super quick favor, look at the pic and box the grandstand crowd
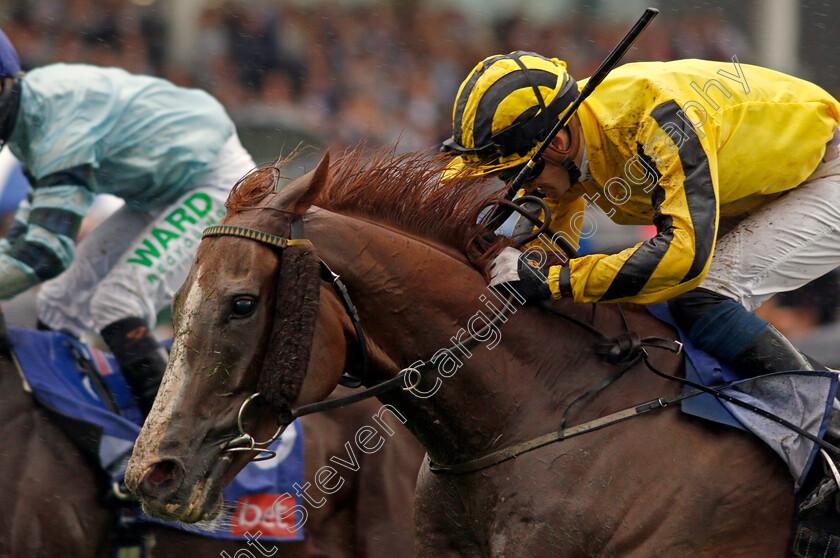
[10,0,840,357]
[3,0,753,154]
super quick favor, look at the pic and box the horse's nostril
[138,458,186,514]
[147,459,178,488]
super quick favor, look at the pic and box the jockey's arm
[0,178,94,299]
[552,106,720,304]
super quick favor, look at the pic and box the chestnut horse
[127,149,795,557]
[0,308,422,557]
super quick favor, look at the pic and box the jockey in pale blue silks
[0,29,255,414]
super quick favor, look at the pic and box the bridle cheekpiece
[201,219,379,461]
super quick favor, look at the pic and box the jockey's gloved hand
[489,246,552,302]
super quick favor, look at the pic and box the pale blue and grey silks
[648,303,837,491]
[0,63,235,298]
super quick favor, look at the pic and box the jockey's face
[523,157,574,199]
[522,121,585,199]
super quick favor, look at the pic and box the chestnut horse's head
[125,146,504,523]
[125,152,355,522]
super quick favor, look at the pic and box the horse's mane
[226,146,512,268]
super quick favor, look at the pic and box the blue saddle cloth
[9,326,305,541]
[647,304,838,491]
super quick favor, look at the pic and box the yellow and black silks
[547,59,840,304]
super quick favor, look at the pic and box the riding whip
[488,7,659,231]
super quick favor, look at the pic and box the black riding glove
[489,247,552,302]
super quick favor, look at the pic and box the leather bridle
[200,219,427,461]
[203,221,371,389]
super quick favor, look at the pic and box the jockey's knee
[667,287,768,363]
[667,288,733,331]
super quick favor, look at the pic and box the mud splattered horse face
[126,153,352,522]
[5,150,421,556]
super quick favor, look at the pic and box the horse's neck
[306,210,677,465]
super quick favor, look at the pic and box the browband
[202,225,313,249]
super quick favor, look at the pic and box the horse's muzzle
[136,457,186,509]
[133,451,234,523]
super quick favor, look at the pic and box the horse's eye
[231,296,256,318]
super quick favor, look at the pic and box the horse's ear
[272,150,330,214]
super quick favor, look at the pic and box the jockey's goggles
[497,159,546,184]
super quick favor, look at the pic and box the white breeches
[702,138,840,311]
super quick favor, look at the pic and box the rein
[428,302,840,474]
[201,218,839,472]
[428,339,840,475]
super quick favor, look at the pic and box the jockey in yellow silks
[442,51,840,443]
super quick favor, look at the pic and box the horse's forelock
[226,153,297,214]
[225,168,276,214]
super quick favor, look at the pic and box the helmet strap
[562,159,582,185]
[545,114,583,185]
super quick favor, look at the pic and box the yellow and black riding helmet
[440,51,579,184]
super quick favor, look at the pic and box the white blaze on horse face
[134,269,207,461]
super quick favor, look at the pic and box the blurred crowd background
[0,0,787,157]
[1,0,840,361]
